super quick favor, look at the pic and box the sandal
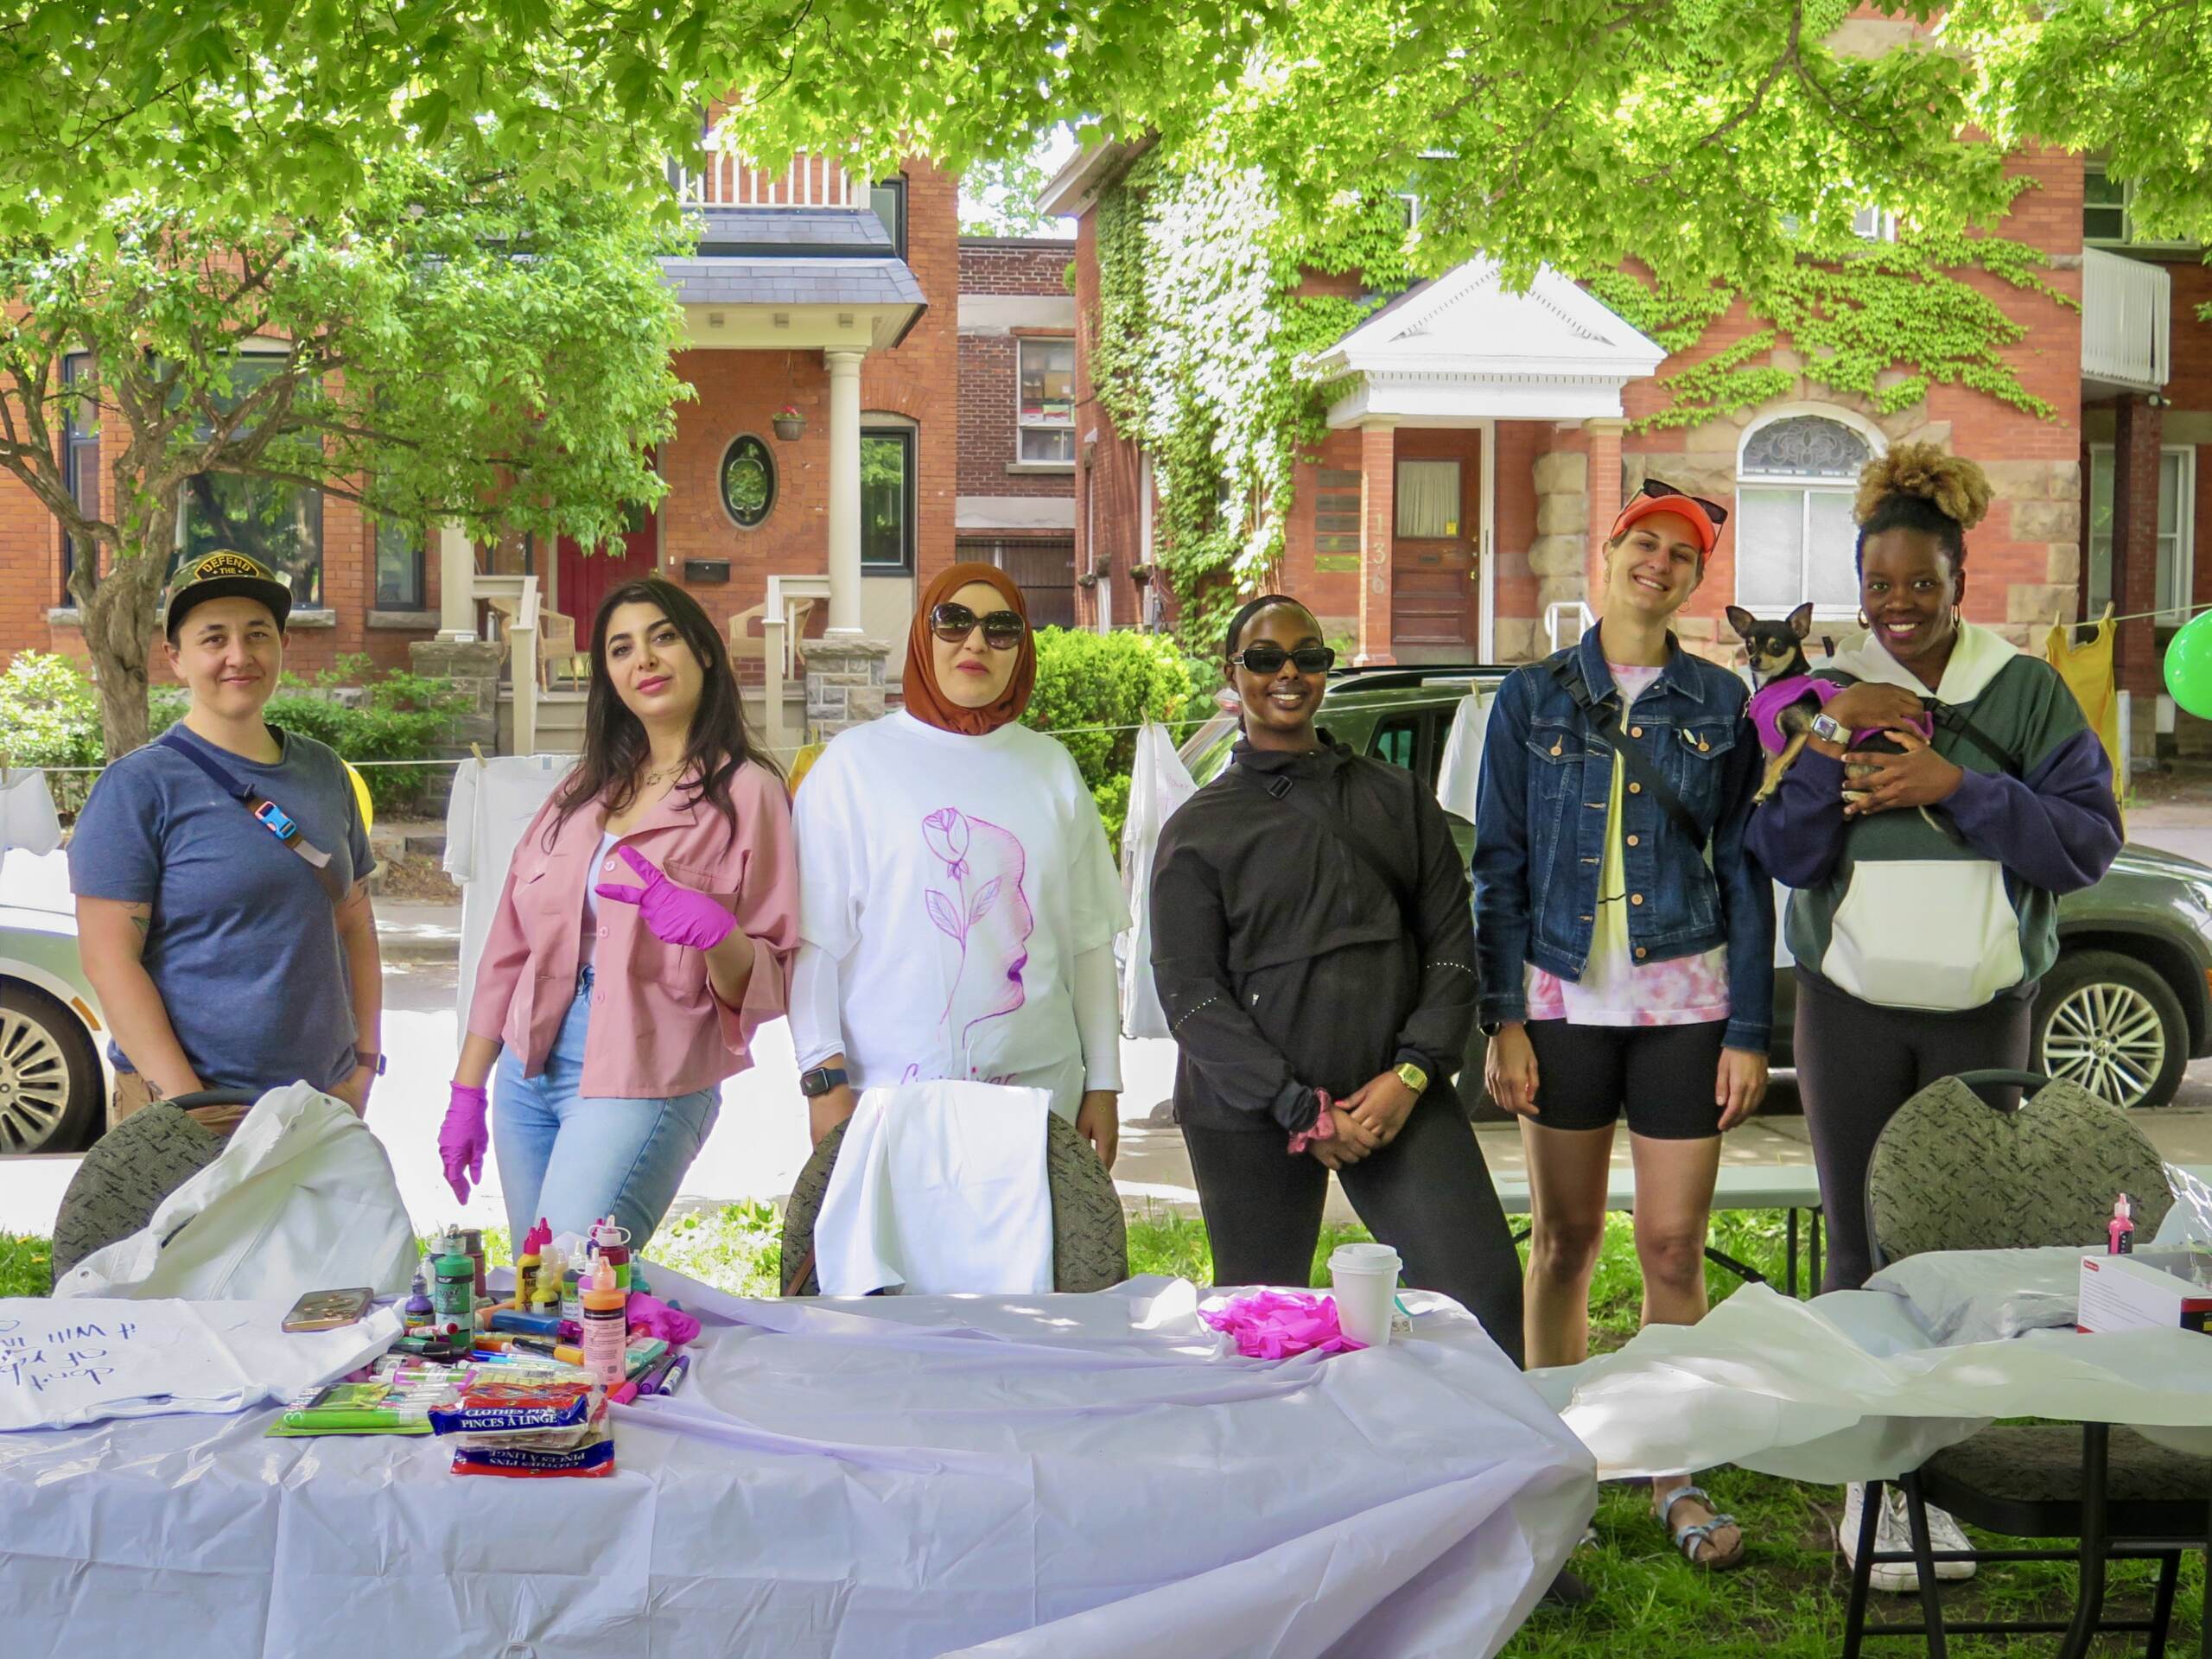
[1656,1483,1745,1571]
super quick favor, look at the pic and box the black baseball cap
[163,550,294,639]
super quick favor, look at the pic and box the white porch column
[436,522,477,640]
[825,348,865,634]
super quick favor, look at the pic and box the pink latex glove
[594,844,736,950]
[625,1293,701,1345]
[1199,1289,1363,1359]
[439,1083,489,1204]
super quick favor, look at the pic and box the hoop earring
[1951,605,1962,629]
[1856,609,1871,630]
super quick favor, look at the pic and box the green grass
[9,1208,2201,1655]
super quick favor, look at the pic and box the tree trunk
[80,523,174,762]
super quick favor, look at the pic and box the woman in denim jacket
[1472,481,1773,1569]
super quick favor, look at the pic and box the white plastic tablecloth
[1531,1281,2212,1484]
[0,1271,1596,1659]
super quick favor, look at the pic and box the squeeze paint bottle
[532,1244,565,1318]
[2108,1193,2137,1255]
[431,1253,475,1342]
[403,1271,435,1335]
[592,1217,632,1292]
[581,1256,629,1391]
[516,1220,546,1311]
[562,1266,583,1325]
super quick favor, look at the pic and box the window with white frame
[2088,444,2196,621]
[1395,460,1460,537]
[1734,414,1876,616]
[2083,165,2195,250]
[1016,337,1075,463]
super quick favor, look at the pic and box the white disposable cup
[1328,1242,1402,1348]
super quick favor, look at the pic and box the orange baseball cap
[1610,483,1725,557]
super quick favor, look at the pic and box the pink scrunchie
[1747,675,1934,755]
[1200,1289,1364,1359]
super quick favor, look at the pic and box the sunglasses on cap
[1230,644,1337,675]
[1634,477,1730,530]
[931,601,1027,652]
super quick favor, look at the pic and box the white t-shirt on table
[791,711,1129,1118]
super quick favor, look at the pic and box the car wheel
[0,982,103,1154]
[2032,950,2187,1110]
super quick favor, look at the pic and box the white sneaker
[1840,1482,1917,1593]
[1922,1501,1978,1582]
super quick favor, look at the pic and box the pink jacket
[467,761,799,1098]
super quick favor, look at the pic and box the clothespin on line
[469,742,486,770]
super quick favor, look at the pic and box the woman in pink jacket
[436,578,799,1249]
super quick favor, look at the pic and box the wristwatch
[798,1065,850,1099]
[356,1052,387,1077]
[1808,711,1847,747]
[1395,1061,1429,1096]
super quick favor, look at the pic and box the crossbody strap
[1226,761,1417,928]
[1546,657,1707,851]
[156,727,347,906]
[1927,701,2021,777]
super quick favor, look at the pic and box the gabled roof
[687,207,898,257]
[1306,259,1666,424]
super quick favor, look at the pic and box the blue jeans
[491,967,721,1253]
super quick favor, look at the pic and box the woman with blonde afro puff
[1745,445,2123,1591]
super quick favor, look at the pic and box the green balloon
[2164,609,2212,719]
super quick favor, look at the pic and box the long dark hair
[547,576,779,843]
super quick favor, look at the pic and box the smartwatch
[798,1066,850,1099]
[356,1052,388,1077]
[1808,711,1847,747]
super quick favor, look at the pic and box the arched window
[1734,413,1877,615]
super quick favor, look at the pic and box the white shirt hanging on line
[791,711,1129,1119]
[444,754,575,1027]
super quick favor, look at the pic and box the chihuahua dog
[1726,601,1818,803]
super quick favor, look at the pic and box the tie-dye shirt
[1524,664,1731,1027]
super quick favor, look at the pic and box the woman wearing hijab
[1148,594,1524,1357]
[791,563,1128,1163]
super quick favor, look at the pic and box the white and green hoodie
[1746,623,2124,1013]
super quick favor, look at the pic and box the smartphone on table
[282,1287,376,1332]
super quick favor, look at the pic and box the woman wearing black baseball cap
[69,550,384,1131]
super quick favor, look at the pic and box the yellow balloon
[346,762,374,831]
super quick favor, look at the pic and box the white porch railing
[477,573,540,757]
[1545,600,1595,653]
[675,147,862,210]
[2082,247,2171,392]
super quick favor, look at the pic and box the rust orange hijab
[902,563,1038,736]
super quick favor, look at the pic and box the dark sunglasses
[931,601,1027,651]
[1230,644,1337,675]
[1637,477,1730,530]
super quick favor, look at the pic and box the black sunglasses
[930,601,1027,652]
[1230,644,1337,675]
[1637,477,1730,530]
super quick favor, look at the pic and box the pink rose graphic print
[921,808,1034,1071]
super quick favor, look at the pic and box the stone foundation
[408,639,502,752]
[804,637,893,740]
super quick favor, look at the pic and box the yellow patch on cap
[190,551,264,581]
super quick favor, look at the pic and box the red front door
[556,505,658,636]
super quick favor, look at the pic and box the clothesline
[14,717,1198,775]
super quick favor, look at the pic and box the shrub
[1021,627,1198,852]
[0,651,465,817]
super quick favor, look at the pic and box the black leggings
[1794,969,2032,1293]
[1182,1092,1526,1367]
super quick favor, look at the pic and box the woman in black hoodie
[1148,594,1523,1357]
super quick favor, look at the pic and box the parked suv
[1180,664,2212,1109]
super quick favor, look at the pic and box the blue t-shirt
[68,726,376,1094]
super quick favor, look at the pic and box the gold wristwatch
[1395,1061,1429,1096]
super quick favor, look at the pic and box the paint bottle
[561,1266,583,1325]
[430,1253,475,1343]
[591,1217,632,1292]
[2108,1192,2137,1255]
[516,1220,545,1312]
[456,1228,487,1300]
[581,1256,629,1391]
[533,1245,565,1318]
[404,1271,435,1335]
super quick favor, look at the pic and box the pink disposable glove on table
[439,1083,490,1204]
[594,844,737,950]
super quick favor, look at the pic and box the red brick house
[0,143,967,750]
[956,237,1077,626]
[1045,139,2204,759]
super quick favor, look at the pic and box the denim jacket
[1471,629,1774,1052]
